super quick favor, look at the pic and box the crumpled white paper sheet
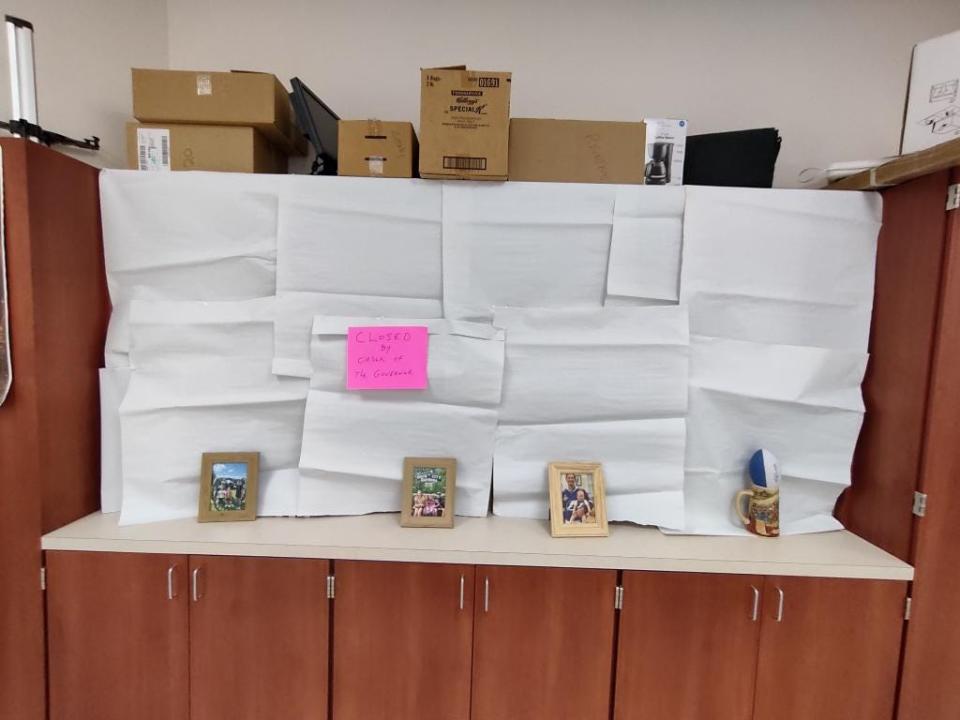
[272,292,442,378]
[492,306,689,528]
[442,182,616,321]
[494,306,689,423]
[118,298,307,525]
[276,177,442,298]
[99,366,132,514]
[99,171,279,366]
[675,335,868,535]
[674,187,880,535]
[606,186,685,304]
[493,418,687,528]
[309,317,505,407]
[298,391,497,517]
[680,186,882,352]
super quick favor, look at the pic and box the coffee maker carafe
[645,141,674,185]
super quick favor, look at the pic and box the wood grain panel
[333,560,474,720]
[754,576,906,720]
[898,167,960,720]
[189,555,329,720]
[0,140,106,720]
[838,170,950,561]
[46,551,189,720]
[472,565,617,720]
[614,571,762,720]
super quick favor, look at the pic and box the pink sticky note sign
[346,325,429,390]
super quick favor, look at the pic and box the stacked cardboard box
[508,118,646,184]
[127,69,306,173]
[338,120,418,178]
[419,66,512,180]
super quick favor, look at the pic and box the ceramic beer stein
[735,449,781,537]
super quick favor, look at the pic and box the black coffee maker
[645,141,674,185]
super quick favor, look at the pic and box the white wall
[164,0,960,186]
[3,1,960,185]
[0,0,168,168]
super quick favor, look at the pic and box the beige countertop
[42,512,913,581]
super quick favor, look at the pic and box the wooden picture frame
[198,452,259,523]
[548,462,609,538]
[401,457,456,528]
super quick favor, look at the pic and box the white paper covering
[494,418,686,527]
[606,186,685,303]
[681,186,881,351]
[492,306,689,528]
[99,171,279,366]
[99,366,131,513]
[494,306,689,424]
[118,298,307,525]
[298,316,505,517]
[442,182,616,321]
[276,177,442,298]
[299,392,497,517]
[272,292,442,378]
[98,173,882,535]
[308,317,504,407]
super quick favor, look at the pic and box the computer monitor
[290,77,340,175]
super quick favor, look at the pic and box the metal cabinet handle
[459,575,465,611]
[775,587,784,622]
[191,567,202,603]
[483,577,490,613]
[750,585,760,622]
[167,565,177,600]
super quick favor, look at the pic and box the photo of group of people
[549,462,608,537]
[411,465,447,518]
[401,457,456,528]
[198,452,260,523]
[560,472,596,525]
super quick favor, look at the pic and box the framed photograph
[401,457,456,528]
[198,452,259,523]
[548,462,609,538]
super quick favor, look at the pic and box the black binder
[683,128,782,187]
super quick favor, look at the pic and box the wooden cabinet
[188,555,330,720]
[896,170,960,720]
[613,572,906,720]
[753,577,906,720]
[44,550,909,720]
[833,165,960,720]
[331,560,475,720]
[614,572,763,720]
[46,551,189,720]
[0,140,107,720]
[471,565,617,720]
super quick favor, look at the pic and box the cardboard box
[126,123,288,174]
[643,118,687,186]
[419,66,511,180]
[338,120,418,178]
[508,118,646,184]
[901,29,960,154]
[131,68,306,155]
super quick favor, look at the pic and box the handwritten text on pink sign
[346,325,429,390]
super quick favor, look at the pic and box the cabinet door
[472,565,617,720]
[46,551,189,720]
[189,555,329,720]
[753,577,906,720]
[613,571,762,720]
[332,560,474,720]
[898,166,960,720]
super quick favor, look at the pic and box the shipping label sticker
[346,326,428,390]
[196,73,212,95]
[136,128,171,171]
[366,156,385,176]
